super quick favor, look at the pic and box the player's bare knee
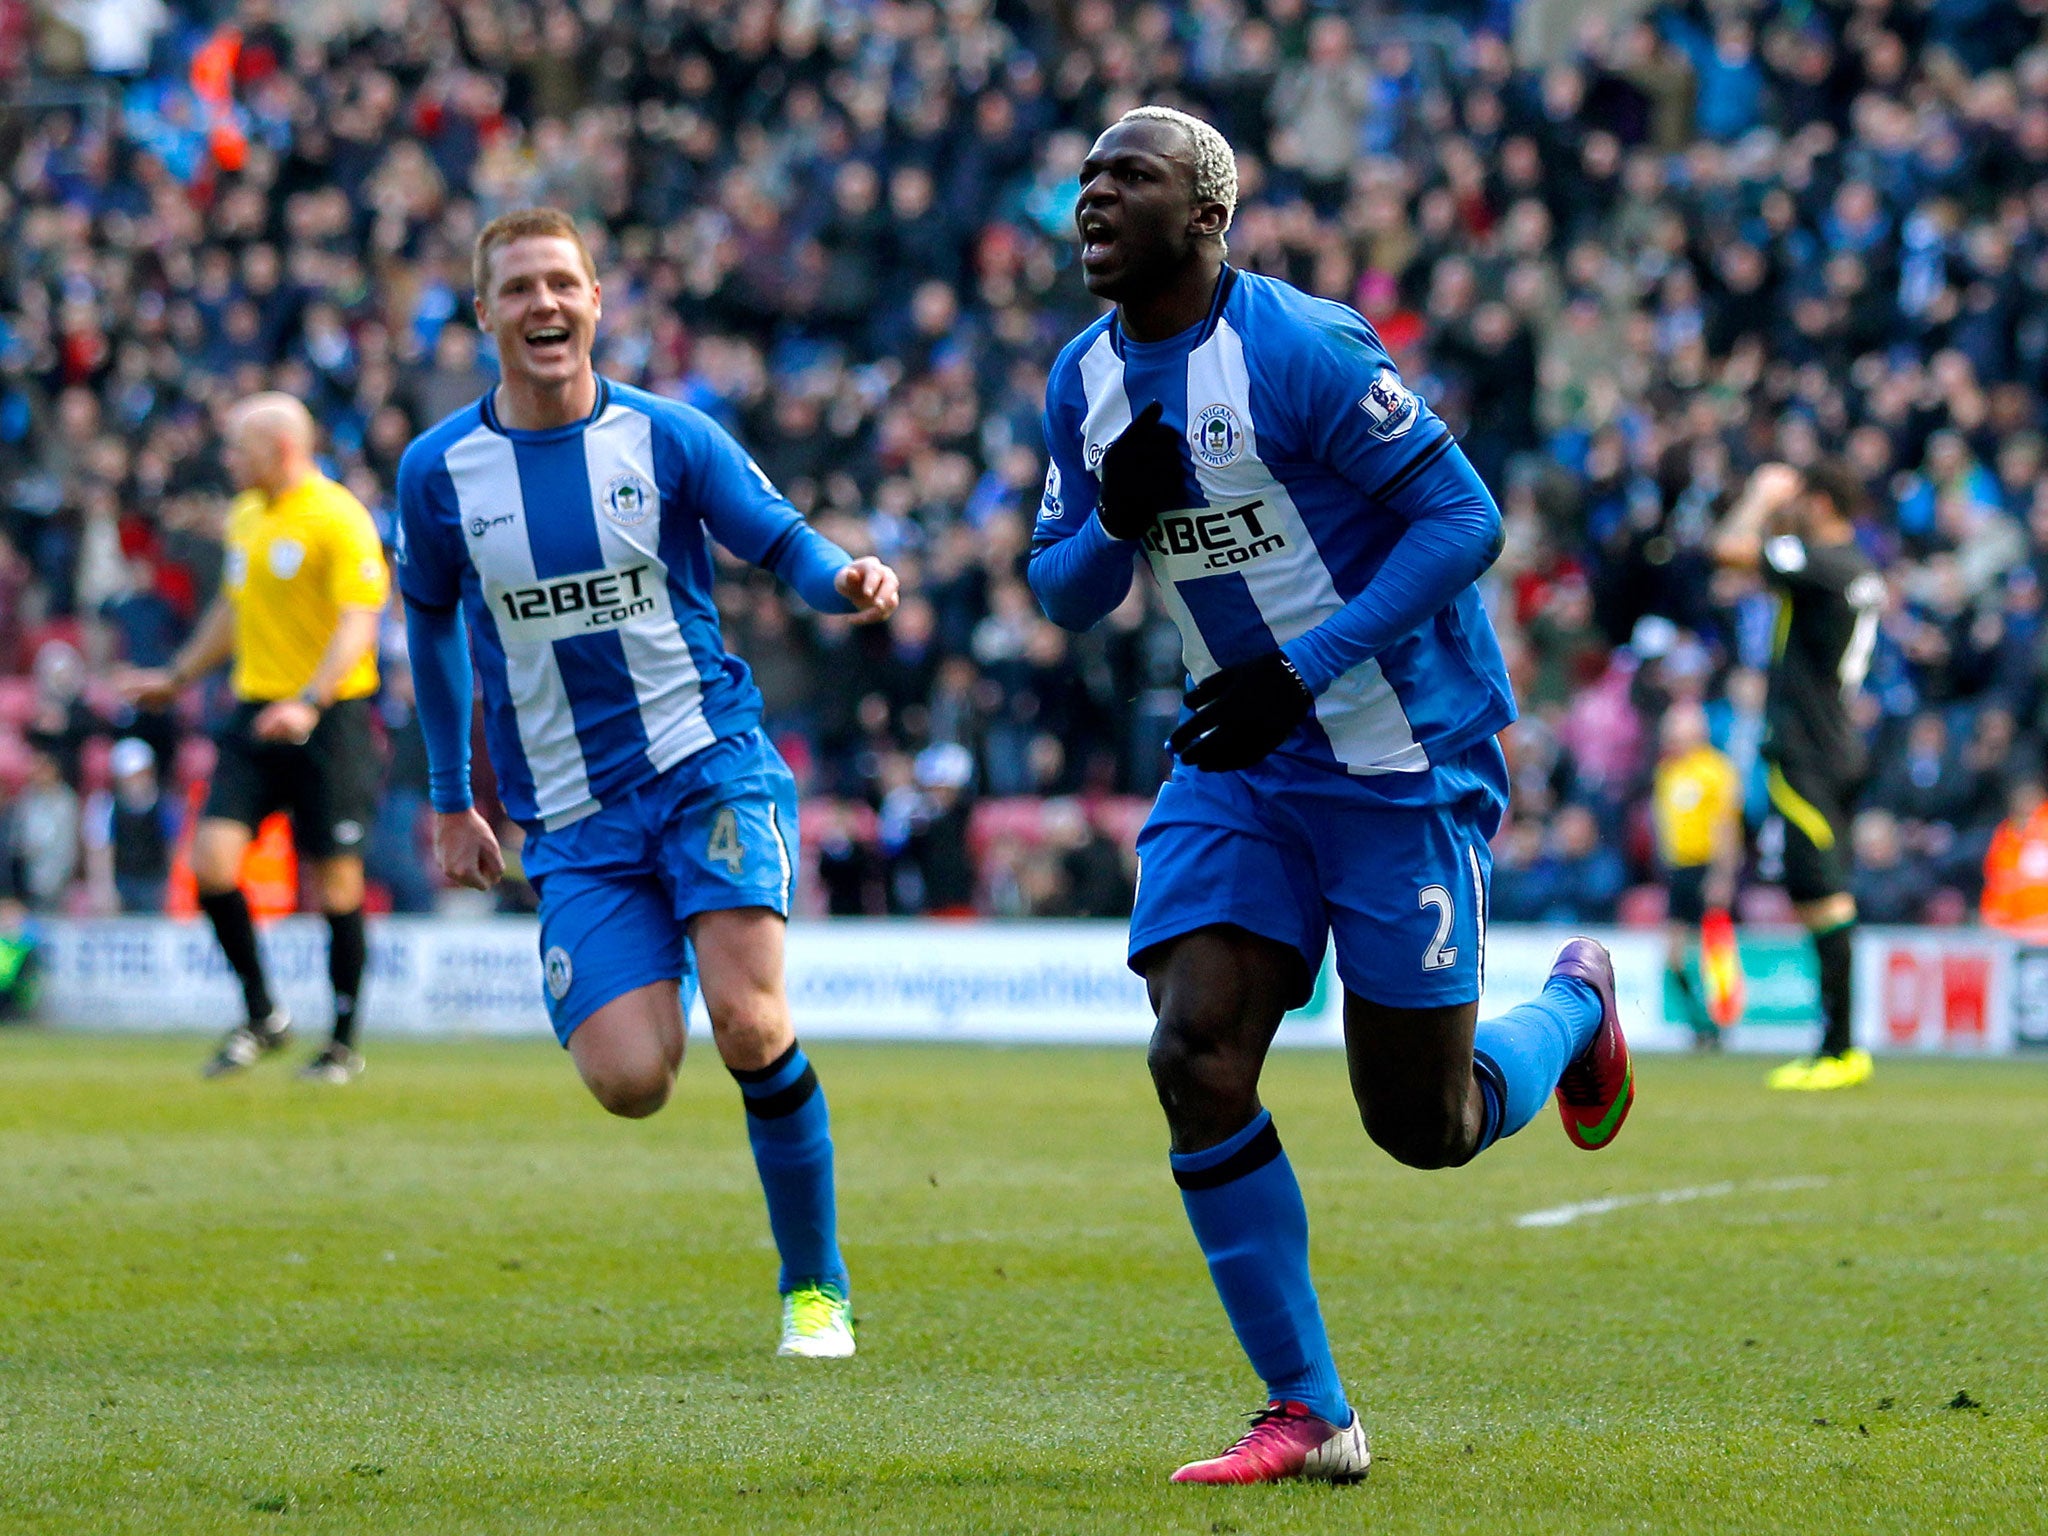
[1148,1013,1255,1106]
[589,1064,672,1119]
[576,1044,675,1117]
[1362,1095,1470,1170]
[708,995,790,1072]
[1367,1119,1461,1170]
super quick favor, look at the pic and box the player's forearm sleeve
[404,598,475,813]
[1028,515,1137,631]
[1282,444,1503,695]
[691,419,856,614]
[762,520,856,614]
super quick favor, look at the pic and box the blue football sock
[731,1042,847,1296]
[1171,1110,1349,1426]
[1470,975,1603,1154]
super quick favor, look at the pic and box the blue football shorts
[1128,738,1509,1010]
[520,728,799,1044]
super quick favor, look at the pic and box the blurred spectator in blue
[83,736,176,913]
[1493,803,1627,924]
[1848,809,1937,925]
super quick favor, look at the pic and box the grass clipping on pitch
[1,1033,2044,1534]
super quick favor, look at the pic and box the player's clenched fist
[1169,650,1315,772]
[834,556,900,624]
[1097,400,1186,542]
[434,808,506,891]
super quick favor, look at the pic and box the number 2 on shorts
[1419,884,1458,971]
[707,806,745,875]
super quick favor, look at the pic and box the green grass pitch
[3,1032,2045,1534]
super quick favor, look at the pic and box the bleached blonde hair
[1117,105,1239,238]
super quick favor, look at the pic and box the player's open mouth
[1079,213,1117,269]
[525,326,571,349]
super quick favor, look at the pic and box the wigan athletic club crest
[544,946,574,1001]
[1190,403,1245,468]
[603,473,654,526]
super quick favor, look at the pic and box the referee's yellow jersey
[223,473,390,703]
[1652,743,1741,870]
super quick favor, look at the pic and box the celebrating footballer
[1030,106,1636,1484]
[395,209,898,1358]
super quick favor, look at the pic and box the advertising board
[25,918,2032,1054]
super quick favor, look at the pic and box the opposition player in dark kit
[1713,462,1885,1090]
[1028,107,1635,1485]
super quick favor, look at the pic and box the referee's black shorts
[1664,863,1710,925]
[1764,757,1854,906]
[203,698,381,860]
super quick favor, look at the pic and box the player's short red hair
[472,208,596,299]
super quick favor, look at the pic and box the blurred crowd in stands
[7,0,2048,928]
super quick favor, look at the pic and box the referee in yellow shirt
[122,394,389,1082]
[1651,701,1744,1047]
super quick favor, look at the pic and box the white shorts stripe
[1467,843,1488,991]
[767,800,794,910]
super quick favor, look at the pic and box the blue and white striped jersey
[395,378,850,830]
[1033,268,1515,783]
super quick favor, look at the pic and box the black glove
[1168,651,1316,772]
[1096,400,1185,542]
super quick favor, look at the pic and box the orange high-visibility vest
[190,28,248,173]
[1981,804,2048,936]
[240,814,298,918]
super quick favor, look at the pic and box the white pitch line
[1515,1175,1830,1229]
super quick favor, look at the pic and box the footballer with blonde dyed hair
[1030,108,1635,1483]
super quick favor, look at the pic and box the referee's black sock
[198,888,275,1023]
[1813,922,1854,1059]
[327,909,366,1049]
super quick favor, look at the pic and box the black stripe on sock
[1469,1049,1508,1160]
[730,1039,802,1085]
[742,1063,819,1120]
[1171,1121,1283,1191]
[1367,430,1455,505]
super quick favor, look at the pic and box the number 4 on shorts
[708,806,746,875]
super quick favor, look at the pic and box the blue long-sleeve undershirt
[1027,513,1137,631]
[404,598,476,813]
[1282,441,1502,694]
[762,520,856,615]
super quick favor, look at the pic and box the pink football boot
[1170,1401,1371,1485]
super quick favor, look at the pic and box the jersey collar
[257,471,322,514]
[1110,264,1239,359]
[479,375,612,441]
